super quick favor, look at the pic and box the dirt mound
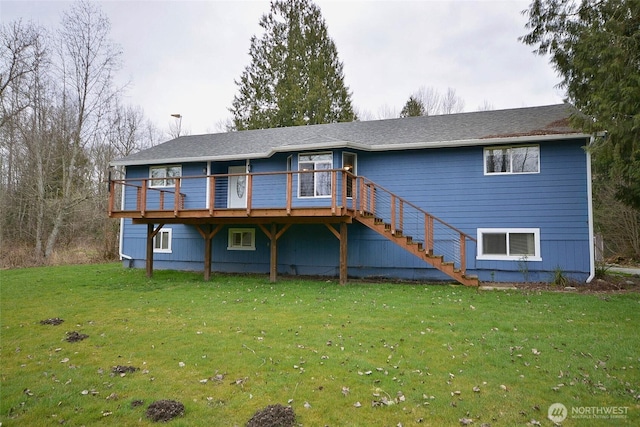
[65,331,88,342]
[112,365,139,374]
[247,404,296,427]
[40,317,64,325]
[146,400,185,422]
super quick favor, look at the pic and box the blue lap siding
[120,138,591,282]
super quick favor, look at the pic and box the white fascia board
[110,132,590,167]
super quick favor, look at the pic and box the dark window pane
[483,233,507,255]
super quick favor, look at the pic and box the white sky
[1,0,564,136]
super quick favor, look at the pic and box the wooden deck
[108,169,478,286]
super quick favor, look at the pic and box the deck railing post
[399,200,404,233]
[141,179,147,217]
[108,180,115,215]
[425,213,434,255]
[174,178,181,217]
[460,233,466,275]
[341,170,347,212]
[208,175,215,216]
[358,178,365,213]
[351,175,357,211]
[391,195,396,234]
[371,184,376,216]
[286,172,292,214]
[331,170,337,214]
[246,173,252,215]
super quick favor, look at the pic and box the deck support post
[325,222,348,285]
[258,223,291,283]
[196,224,223,281]
[340,222,348,285]
[269,223,277,282]
[146,223,164,278]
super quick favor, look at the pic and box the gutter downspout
[586,136,596,283]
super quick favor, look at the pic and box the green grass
[1,264,639,426]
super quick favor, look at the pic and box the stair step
[353,214,478,287]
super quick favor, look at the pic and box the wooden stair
[355,213,479,286]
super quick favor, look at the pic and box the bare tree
[477,100,494,111]
[43,0,122,257]
[440,87,465,114]
[413,86,442,116]
[0,20,51,256]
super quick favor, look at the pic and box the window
[150,165,181,187]
[228,228,256,251]
[342,152,357,198]
[484,145,539,174]
[298,153,332,197]
[477,228,541,261]
[153,228,172,253]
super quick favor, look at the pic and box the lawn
[1,264,639,426]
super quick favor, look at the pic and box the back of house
[109,104,595,284]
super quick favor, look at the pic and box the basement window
[228,228,256,251]
[153,228,172,253]
[477,228,541,261]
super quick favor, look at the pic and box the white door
[228,166,247,208]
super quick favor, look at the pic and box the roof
[112,103,589,166]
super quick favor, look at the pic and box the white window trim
[149,165,182,188]
[483,145,540,175]
[227,228,256,251]
[153,228,172,253]
[298,152,333,198]
[476,228,542,261]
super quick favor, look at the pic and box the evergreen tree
[400,95,425,117]
[230,0,356,130]
[521,0,640,209]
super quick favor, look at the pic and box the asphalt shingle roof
[112,104,587,166]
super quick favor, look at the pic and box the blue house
[109,104,595,285]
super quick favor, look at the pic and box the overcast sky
[2,0,564,136]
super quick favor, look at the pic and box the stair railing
[355,175,476,275]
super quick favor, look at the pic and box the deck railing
[108,169,357,216]
[356,176,476,274]
[108,169,475,273]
